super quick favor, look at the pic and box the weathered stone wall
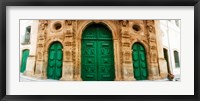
[24,20,168,81]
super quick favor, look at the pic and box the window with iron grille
[174,50,180,68]
[22,26,31,45]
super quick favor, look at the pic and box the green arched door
[132,43,148,80]
[47,42,63,80]
[20,49,29,73]
[81,24,115,81]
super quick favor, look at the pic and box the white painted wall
[159,20,181,76]
[19,20,32,68]
[20,20,33,43]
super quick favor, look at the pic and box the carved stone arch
[131,40,149,53]
[45,38,64,52]
[77,20,118,40]
[100,20,118,40]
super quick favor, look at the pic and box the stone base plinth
[158,58,168,78]
[23,56,36,77]
[122,63,136,81]
[60,62,73,81]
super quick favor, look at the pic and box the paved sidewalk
[20,73,180,82]
[20,73,60,82]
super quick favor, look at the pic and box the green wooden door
[20,50,29,73]
[47,42,63,80]
[81,24,115,81]
[132,43,148,80]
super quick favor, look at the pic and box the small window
[132,24,141,32]
[54,22,62,30]
[174,51,180,68]
[22,26,31,45]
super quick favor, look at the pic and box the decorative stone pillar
[34,20,48,79]
[122,47,135,81]
[121,20,135,81]
[60,20,74,80]
[113,39,122,81]
[24,20,39,77]
[154,20,168,78]
[146,20,161,80]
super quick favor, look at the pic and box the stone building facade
[21,20,169,81]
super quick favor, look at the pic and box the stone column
[122,47,135,81]
[146,20,161,80]
[120,20,135,81]
[113,39,122,81]
[60,20,74,80]
[24,20,39,77]
[34,20,48,79]
[154,20,168,78]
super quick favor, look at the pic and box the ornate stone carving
[72,21,77,79]
[38,51,43,60]
[37,21,47,61]
[25,20,166,81]
[64,49,72,62]
[147,20,154,26]
[39,20,48,30]
[122,41,130,47]
[121,30,130,38]
[65,28,73,37]
[147,25,154,33]
[64,38,72,46]
[146,20,158,64]
[67,20,72,25]
[122,20,128,27]
[65,51,71,60]
[150,50,157,63]
[149,41,157,63]
[122,48,132,63]
[148,33,156,42]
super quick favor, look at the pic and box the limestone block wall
[23,20,39,77]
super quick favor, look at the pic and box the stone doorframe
[75,20,122,81]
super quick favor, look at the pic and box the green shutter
[20,50,29,73]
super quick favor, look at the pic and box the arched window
[174,50,180,68]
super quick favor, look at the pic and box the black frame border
[0,0,199,101]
